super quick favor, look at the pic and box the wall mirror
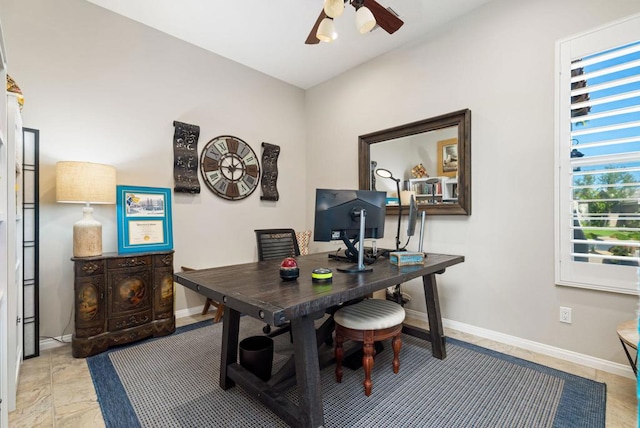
[358,109,471,215]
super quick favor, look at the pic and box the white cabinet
[408,177,458,205]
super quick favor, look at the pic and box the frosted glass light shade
[56,161,116,204]
[317,17,337,43]
[356,6,376,34]
[323,0,344,18]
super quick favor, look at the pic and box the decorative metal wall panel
[260,142,280,201]
[172,121,200,194]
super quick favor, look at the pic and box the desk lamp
[377,167,414,305]
[375,168,402,252]
[425,177,440,205]
[56,161,116,257]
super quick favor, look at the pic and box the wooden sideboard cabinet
[71,250,176,357]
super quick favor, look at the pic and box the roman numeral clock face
[200,136,261,200]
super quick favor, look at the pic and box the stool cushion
[334,299,405,330]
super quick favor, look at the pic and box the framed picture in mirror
[437,138,458,178]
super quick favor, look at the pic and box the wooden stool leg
[392,333,402,374]
[335,332,344,383]
[362,330,375,396]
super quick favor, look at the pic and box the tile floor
[8,313,638,427]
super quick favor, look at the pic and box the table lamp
[56,161,116,257]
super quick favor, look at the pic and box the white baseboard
[40,335,73,351]
[174,306,205,319]
[405,308,635,380]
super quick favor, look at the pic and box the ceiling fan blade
[363,0,404,34]
[305,10,327,45]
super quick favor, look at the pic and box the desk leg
[423,273,446,359]
[220,306,241,390]
[619,338,638,377]
[291,315,325,428]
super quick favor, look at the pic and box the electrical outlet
[559,307,572,324]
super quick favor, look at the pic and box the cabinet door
[74,276,106,338]
[153,266,174,319]
[152,253,173,320]
[107,260,153,331]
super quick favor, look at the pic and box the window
[555,14,640,294]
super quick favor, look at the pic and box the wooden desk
[174,252,464,427]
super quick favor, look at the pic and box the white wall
[0,0,307,340]
[305,0,640,364]
[1,0,638,367]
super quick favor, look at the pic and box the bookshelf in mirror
[71,250,175,357]
[408,177,458,205]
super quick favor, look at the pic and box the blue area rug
[87,317,606,427]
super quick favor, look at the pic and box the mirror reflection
[358,109,471,215]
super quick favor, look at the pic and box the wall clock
[200,135,261,200]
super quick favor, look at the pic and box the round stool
[333,298,406,396]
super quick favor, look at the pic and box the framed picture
[116,185,173,254]
[437,138,458,178]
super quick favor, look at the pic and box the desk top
[174,252,464,326]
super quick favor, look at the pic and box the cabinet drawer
[153,252,173,268]
[75,260,105,278]
[107,255,152,270]
[109,309,153,331]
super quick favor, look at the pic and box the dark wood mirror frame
[358,109,471,215]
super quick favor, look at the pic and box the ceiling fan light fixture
[317,17,337,43]
[323,0,345,18]
[355,6,376,34]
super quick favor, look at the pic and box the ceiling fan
[305,0,404,45]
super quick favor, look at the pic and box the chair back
[255,229,301,261]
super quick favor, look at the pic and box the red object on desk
[280,257,299,280]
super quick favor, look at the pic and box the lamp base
[73,207,102,257]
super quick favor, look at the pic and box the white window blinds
[556,15,640,294]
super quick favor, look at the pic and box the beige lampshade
[56,161,116,257]
[56,161,116,204]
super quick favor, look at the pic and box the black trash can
[239,336,274,381]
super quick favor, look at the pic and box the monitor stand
[338,209,373,273]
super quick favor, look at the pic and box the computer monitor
[314,189,386,269]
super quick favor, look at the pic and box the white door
[6,94,23,411]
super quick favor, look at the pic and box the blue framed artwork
[116,185,173,254]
